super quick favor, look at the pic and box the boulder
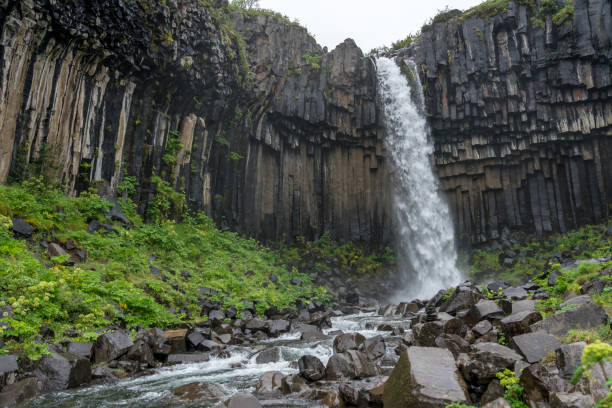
[94,330,134,363]
[10,218,34,236]
[440,287,483,314]
[172,382,226,402]
[465,300,504,326]
[512,332,561,363]
[501,310,542,336]
[383,346,470,407]
[64,342,93,359]
[560,295,591,308]
[34,353,91,391]
[555,342,586,380]
[197,339,225,352]
[519,363,573,405]
[503,287,528,300]
[255,347,282,364]
[256,371,284,393]
[549,392,595,408]
[245,318,267,332]
[481,379,505,406]
[161,329,188,353]
[298,355,326,381]
[0,355,19,388]
[126,339,154,365]
[281,374,310,394]
[482,398,512,408]
[166,353,210,365]
[434,333,471,358]
[575,359,612,402]
[473,320,493,336]
[266,320,290,337]
[0,378,43,407]
[326,350,378,380]
[333,332,366,353]
[529,302,608,336]
[512,300,537,314]
[462,343,524,384]
[364,336,386,361]
[48,243,68,258]
[226,393,262,408]
[413,321,443,347]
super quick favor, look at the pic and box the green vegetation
[0,179,329,361]
[565,326,612,344]
[460,0,509,21]
[468,219,612,285]
[445,403,477,408]
[496,369,529,408]
[302,51,322,70]
[570,342,612,407]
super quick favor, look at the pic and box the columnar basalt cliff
[0,0,389,244]
[406,0,612,244]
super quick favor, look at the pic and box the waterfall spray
[376,57,462,300]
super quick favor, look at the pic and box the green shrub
[496,369,529,408]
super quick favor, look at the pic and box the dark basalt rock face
[0,0,390,244]
[403,0,612,243]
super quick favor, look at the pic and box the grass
[0,179,330,361]
[468,218,612,285]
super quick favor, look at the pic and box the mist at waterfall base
[376,57,463,301]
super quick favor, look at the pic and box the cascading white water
[376,57,462,300]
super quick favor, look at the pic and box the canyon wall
[407,0,612,243]
[0,0,390,244]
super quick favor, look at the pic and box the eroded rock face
[404,0,612,243]
[383,346,470,407]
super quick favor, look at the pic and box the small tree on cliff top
[230,0,259,9]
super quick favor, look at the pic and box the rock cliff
[0,0,389,244]
[405,0,612,243]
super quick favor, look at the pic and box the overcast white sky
[258,0,484,52]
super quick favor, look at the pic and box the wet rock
[549,392,595,408]
[166,353,210,365]
[512,332,561,363]
[91,365,117,381]
[281,374,310,394]
[298,355,326,382]
[226,393,262,408]
[245,318,267,332]
[556,342,586,380]
[0,355,18,389]
[383,346,470,407]
[126,339,155,365]
[501,310,542,336]
[413,321,443,347]
[378,304,397,317]
[197,339,225,352]
[256,371,284,393]
[161,329,188,353]
[266,319,290,337]
[34,353,91,391]
[64,342,93,359]
[364,336,386,361]
[172,382,226,402]
[397,302,419,315]
[326,350,378,380]
[255,347,282,364]
[333,332,365,353]
[529,302,608,336]
[94,330,134,363]
[321,390,343,407]
[462,343,524,384]
[0,378,43,407]
[10,218,33,236]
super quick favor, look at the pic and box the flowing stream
[376,57,462,300]
[23,313,406,408]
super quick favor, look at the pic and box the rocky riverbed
[1,260,610,407]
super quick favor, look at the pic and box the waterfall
[376,57,462,300]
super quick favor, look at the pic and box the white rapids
[376,57,463,300]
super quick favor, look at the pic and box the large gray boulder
[529,302,608,336]
[512,332,561,363]
[0,378,43,407]
[549,392,595,408]
[333,332,365,353]
[34,353,91,391]
[298,355,326,382]
[364,335,386,361]
[255,347,282,364]
[94,330,134,363]
[461,343,524,384]
[439,286,483,314]
[383,346,470,407]
[501,310,542,336]
[256,371,284,394]
[227,393,262,408]
[0,355,19,388]
[171,382,226,402]
[512,300,537,314]
[326,350,378,380]
[465,300,505,326]
[556,342,586,380]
